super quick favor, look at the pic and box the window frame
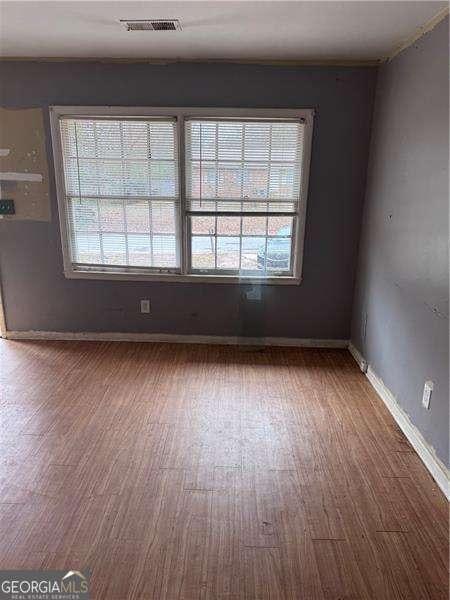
[50,106,314,285]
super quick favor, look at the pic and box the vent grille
[121,19,181,31]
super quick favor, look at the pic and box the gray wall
[0,62,376,338]
[351,19,449,465]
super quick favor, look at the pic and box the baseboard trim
[348,343,450,500]
[348,341,368,372]
[5,330,349,349]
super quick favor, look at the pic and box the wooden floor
[0,340,448,599]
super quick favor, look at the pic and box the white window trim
[49,106,314,285]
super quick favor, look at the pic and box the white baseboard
[348,341,368,372]
[348,343,450,500]
[5,330,349,349]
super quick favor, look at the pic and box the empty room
[0,1,448,598]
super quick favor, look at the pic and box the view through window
[185,119,303,275]
[54,108,311,282]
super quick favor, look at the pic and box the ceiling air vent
[120,19,181,31]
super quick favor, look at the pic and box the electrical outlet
[422,380,433,410]
[362,312,368,341]
[140,299,150,314]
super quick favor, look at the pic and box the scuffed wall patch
[0,107,50,221]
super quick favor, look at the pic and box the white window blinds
[185,119,304,213]
[184,118,305,276]
[59,117,179,270]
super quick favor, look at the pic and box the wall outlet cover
[140,299,150,314]
[422,380,433,410]
[362,312,368,341]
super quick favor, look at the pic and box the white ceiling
[0,1,447,62]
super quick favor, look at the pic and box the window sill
[64,268,302,285]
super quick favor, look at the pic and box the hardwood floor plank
[242,546,285,600]
[0,340,447,599]
[372,531,436,600]
[312,538,372,599]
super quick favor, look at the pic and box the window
[186,119,303,276]
[58,117,179,272]
[51,107,313,284]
